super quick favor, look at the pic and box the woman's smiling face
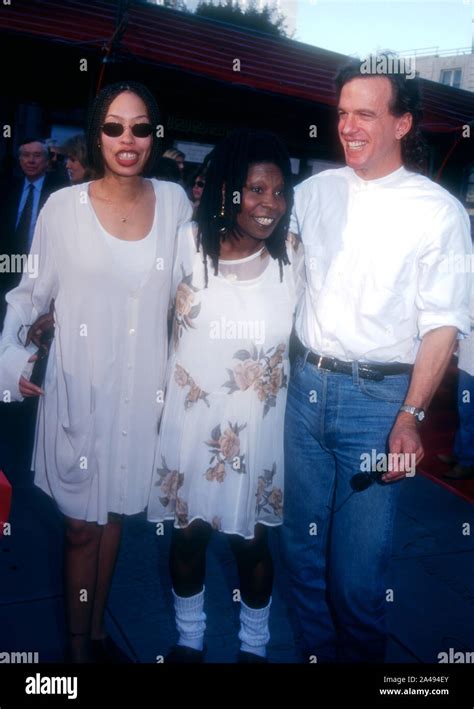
[100,91,152,177]
[234,163,287,242]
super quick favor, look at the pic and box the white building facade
[413,49,474,92]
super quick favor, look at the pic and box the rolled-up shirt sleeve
[0,205,58,401]
[416,199,472,339]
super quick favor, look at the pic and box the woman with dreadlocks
[0,81,191,662]
[147,129,304,663]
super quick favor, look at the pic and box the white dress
[0,179,192,524]
[147,223,304,539]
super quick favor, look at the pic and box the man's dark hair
[86,81,161,178]
[195,128,294,287]
[335,54,426,172]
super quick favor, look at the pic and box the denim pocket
[358,373,410,403]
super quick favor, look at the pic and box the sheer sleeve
[286,232,305,305]
[171,221,200,298]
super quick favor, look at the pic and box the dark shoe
[237,650,268,663]
[437,453,457,465]
[442,464,474,481]
[165,645,205,663]
[91,636,133,664]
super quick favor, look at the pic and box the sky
[289,0,472,56]
[183,0,473,57]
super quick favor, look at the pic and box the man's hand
[384,413,424,483]
[382,326,458,483]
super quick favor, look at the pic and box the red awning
[1,0,473,132]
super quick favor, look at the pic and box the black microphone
[350,469,384,492]
[30,331,53,388]
[329,469,384,513]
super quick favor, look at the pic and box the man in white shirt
[280,56,472,663]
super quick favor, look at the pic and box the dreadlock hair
[195,128,293,287]
[86,81,161,178]
[335,53,427,173]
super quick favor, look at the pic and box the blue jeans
[454,369,474,466]
[280,351,410,662]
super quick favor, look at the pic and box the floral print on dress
[256,463,283,518]
[173,268,201,350]
[223,342,287,417]
[174,363,210,409]
[205,421,247,482]
[176,497,189,527]
[154,456,184,508]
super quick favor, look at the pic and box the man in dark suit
[0,137,68,326]
[0,138,67,483]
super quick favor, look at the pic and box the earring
[213,194,227,234]
[97,142,101,148]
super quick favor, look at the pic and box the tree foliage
[195,0,289,38]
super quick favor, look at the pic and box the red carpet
[418,362,474,504]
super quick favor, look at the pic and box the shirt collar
[24,174,46,192]
[347,165,408,188]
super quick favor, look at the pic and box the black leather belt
[294,339,412,381]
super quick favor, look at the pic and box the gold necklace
[95,181,145,223]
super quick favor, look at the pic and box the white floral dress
[147,223,304,538]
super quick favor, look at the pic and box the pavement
[0,397,473,665]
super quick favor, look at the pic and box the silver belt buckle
[316,355,325,369]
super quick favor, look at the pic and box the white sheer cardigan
[0,179,192,523]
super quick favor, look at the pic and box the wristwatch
[399,405,426,422]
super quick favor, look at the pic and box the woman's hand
[19,354,44,397]
[25,299,55,351]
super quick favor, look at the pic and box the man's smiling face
[338,76,412,180]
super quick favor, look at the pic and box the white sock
[239,598,271,658]
[172,587,206,651]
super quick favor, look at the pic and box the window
[440,68,462,88]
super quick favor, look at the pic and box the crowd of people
[0,57,472,664]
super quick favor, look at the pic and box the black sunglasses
[101,122,154,138]
[194,180,205,188]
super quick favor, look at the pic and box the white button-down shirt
[290,166,472,364]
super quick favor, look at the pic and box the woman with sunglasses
[0,81,191,662]
[187,167,206,218]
